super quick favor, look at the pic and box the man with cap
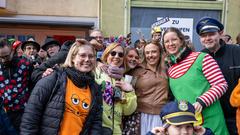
[21,38,40,59]
[21,38,41,66]
[42,37,61,58]
[12,40,23,57]
[197,17,240,135]
[147,100,213,135]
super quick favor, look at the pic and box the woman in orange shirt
[20,39,102,135]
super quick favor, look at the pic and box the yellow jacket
[95,67,137,135]
[230,79,240,134]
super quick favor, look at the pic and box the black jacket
[31,40,73,85]
[20,69,102,135]
[202,40,240,118]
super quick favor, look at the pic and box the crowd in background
[1,16,240,135]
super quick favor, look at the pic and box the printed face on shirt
[144,43,160,67]
[65,94,90,117]
[199,31,221,53]
[72,46,96,72]
[107,46,124,67]
[126,49,139,69]
[163,31,184,56]
[167,124,194,135]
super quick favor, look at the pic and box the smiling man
[197,17,240,135]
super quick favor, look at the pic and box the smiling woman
[162,27,229,135]
[123,41,169,135]
[20,39,102,135]
[95,42,137,135]
[124,47,140,72]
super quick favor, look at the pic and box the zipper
[80,84,96,135]
[229,66,240,69]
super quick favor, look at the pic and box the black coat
[202,41,240,119]
[31,40,73,85]
[20,69,103,135]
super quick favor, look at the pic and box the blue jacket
[0,101,18,135]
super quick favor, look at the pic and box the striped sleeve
[197,54,228,107]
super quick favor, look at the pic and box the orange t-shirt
[59,78,92,135]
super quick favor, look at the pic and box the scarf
[65,67,94,88]
[165,46,192,67]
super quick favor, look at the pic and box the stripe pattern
[168,52,228,107]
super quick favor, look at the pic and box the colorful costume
[167,51,229,135]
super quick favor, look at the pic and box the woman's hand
[42,68,54,78]
[115,81,133,92]
[98,62,108,73]
[108,66,124,80]
[89,39,104,51]
[193,102,203,112]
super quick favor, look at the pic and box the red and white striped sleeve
[197,54,228,107]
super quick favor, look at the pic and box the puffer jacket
[20,69,102,135]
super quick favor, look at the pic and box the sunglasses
[110,51,124,58]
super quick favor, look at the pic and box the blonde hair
[62,39,96,68]
[101,42,125,64]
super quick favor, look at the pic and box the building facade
[0,0,239,49]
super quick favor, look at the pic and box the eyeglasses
[0,54,11,63]
[110,51,124,58]
[77,53,95,60]
[92,36,103,40]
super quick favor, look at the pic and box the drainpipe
[124,0,128,35]
[223,0,228,32]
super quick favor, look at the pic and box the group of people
[0,16,240,135]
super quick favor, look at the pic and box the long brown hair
[162,27,187,53]
[143,41,167,78]
[124,47,140,71]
